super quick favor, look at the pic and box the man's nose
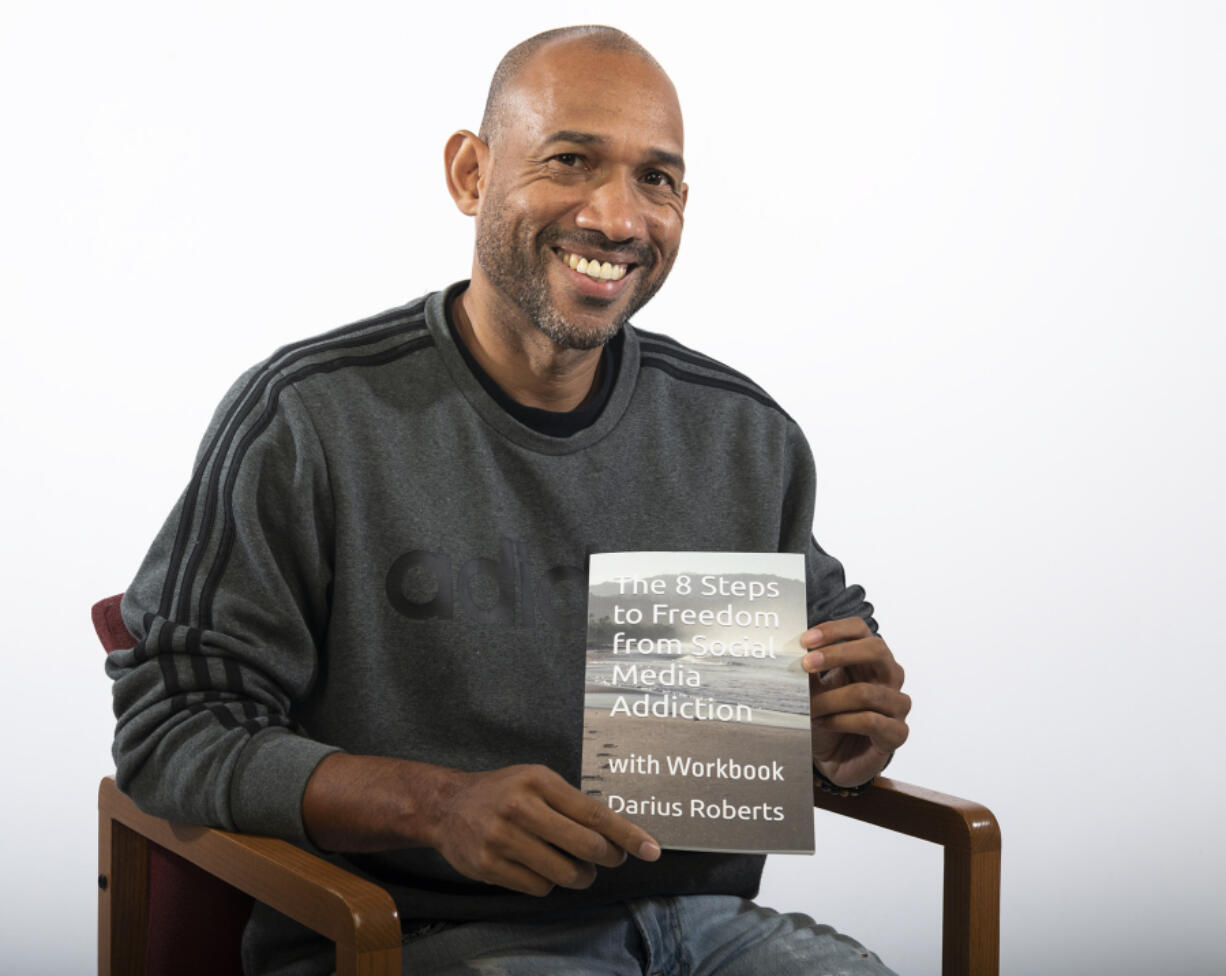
[575,172,648,243]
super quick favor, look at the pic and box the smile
[557,249,630,282]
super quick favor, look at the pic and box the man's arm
[107,375,339,843]
[302,754,660,896]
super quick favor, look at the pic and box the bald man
[109,25,907,976]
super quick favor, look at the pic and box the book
[581,551,815,854]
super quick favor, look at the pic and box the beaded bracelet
[813,763,875,797]
[813,748,894,797]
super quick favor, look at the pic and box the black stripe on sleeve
[160,304,428,623]
[200,701,240,731]
[189,652,212,691]
[134,613,156,664]
[222,657,244,694]
[637,335,769,395]
[158,653,182,696]
[197,334,435,630]
[157,617,175,656]
[639,355,790,419]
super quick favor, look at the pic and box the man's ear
[445,130,487,217]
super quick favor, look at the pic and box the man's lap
[397,895,897,976]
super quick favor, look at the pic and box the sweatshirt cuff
[229,728,342,849]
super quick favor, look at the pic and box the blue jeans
[397,895,897,975]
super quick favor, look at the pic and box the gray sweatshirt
[108,281,876,949]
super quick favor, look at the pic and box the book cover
[581,551,815,854]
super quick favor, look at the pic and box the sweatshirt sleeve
[780,420,879,634]
[806,535,878,634]
[106,369,341,847]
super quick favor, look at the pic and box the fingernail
[802,651,824,672]
[802,628,823,648]
[638,840,661,860]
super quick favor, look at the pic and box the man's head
[446,26,687,351]
[476,27,667,151]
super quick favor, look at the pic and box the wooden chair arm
[99,776,402,976]
[812,775,1000,853]
[813,776,1001,976]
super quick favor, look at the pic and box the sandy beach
[582,707,814,853]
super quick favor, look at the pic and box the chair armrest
[99,776,402,976]
[812,775,1000,855]
[813,776,1001,976]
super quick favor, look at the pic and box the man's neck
[452,281,604,413]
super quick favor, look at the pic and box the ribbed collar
[425,282,641,456]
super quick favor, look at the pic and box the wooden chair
[96,594,1001,975]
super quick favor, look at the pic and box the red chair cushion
[92,593,136,654]
[146,846,251,976]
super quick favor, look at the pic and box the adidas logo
[385,536,586,630]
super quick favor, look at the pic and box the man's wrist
[813,762,875,797]
[303,753,455,853]
[812,751,892,797]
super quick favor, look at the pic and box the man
[109,25,910,976]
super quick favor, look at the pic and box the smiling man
[445,32,688,411]
[109,25,908,976]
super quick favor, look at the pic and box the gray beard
[536,303,624,351]
[475,217,664,351]
[498,275,626,351]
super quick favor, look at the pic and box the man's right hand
[302,753,660,896]
[423,763,661,895]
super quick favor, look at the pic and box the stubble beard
[475,211,670,352]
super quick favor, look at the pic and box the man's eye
[552,153,582,166]
[642,170,676,188]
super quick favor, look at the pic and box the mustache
[545,229,655,269]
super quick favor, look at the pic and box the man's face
[473,42,687,350]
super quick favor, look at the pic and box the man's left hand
[802,617,910,788]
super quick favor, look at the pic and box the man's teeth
[563,251,628,281]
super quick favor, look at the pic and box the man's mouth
[556,249,631,282]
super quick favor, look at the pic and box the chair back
[95,594,252,976]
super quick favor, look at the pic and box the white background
[2,2,1223,973]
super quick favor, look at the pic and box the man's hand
[423,764,661,896]
[302,754,660,897]
[801,617,910,788]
